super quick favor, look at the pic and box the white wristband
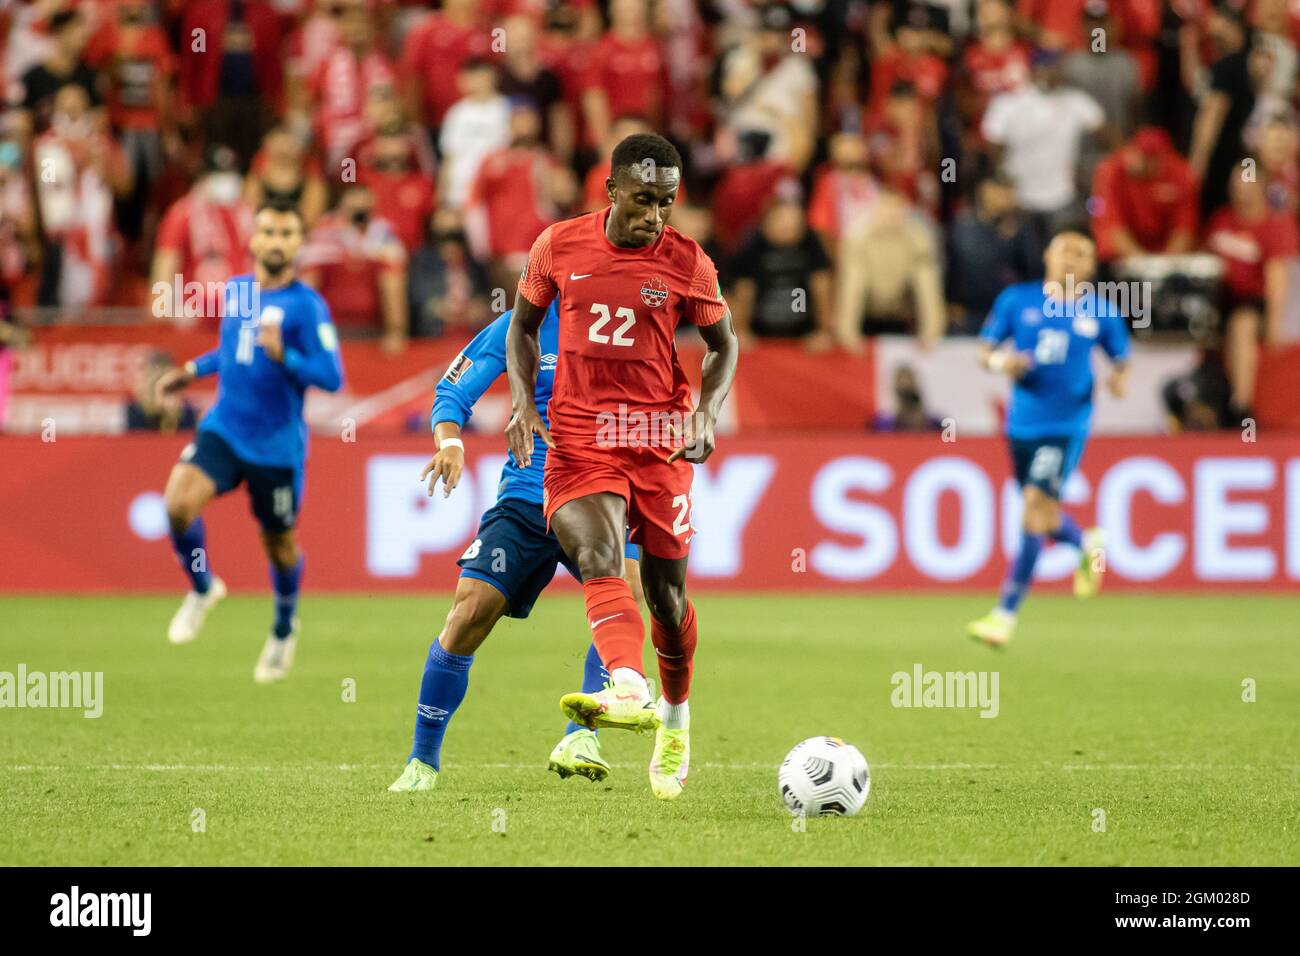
[988,351,1009,373]
[184,360,198,377]
[438,437,464,452]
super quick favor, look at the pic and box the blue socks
[270,557,303,639]
[1051,513,1083,548]
[410,640,474,770]
[999,531,1043,614]
[565,642,609,736]
[170,517,212,595]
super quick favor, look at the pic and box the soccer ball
[778,737,870,817]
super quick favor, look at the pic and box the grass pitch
[1,592,1296,866]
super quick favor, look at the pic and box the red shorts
[543,442,695,560]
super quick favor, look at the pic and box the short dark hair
[610,133,682,180]
[50,10,81,33]
[1051,221,1093,243]
[256,198,305,229]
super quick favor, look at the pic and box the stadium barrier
[8,324,1300,436]
[3,433,1297,592]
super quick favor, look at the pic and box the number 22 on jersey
[588,303,636,347]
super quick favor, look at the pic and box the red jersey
[517,208,728,445]
[1091,148,1200,261]
[585,34,668,130]
[1204,206,1300,300]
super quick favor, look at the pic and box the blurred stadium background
[0,0,1297,597]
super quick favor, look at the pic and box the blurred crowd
[0,0,1297,426]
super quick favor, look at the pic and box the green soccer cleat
[648,710,689,801]
[1074,527,1106,599]
[388,758,439,792]
[966,608,1015,648]
[560,683,660,734]
[547,729,610,782]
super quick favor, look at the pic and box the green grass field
[1,592,1297,866]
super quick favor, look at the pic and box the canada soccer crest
[640,276,669,308]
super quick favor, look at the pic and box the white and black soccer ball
[778,737,870,817]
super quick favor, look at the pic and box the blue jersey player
[156,201,344,681]
[388,304,644,793]
[968,229,1130,647]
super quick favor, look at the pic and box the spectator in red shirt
[35,85,133,309]
[151,145,252,324]
[1016,0,1088,50]
[400,0,489,132]
[84,0,176,248]
[1203,171,1300,417]
[865,16,949,127]
[807,131,883,264]
[867,80,941,216]
[582,0,667,151]
[358,131,436,254]
[1090,126,1199,262]
[299,0,396,170]
[299,183,409,355]
[179,0,288,170]
[465,102,573,289]
[960,0,1031,135]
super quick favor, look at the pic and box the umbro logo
[540,352,558,370]
[570,272,593,280]
[417,704,450,720]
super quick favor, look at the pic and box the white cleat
[254,620,299,683]
[167,577,227,645]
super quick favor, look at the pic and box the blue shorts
[458,496,640,619]
[1009,434,1086,499]
[182,428,303,533]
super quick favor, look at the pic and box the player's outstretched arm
[155,351,218,403]
[670,312,739,464]
[421,421,466,498]
[504,294,554,469]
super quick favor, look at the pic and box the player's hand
[667,410,716,464]
[257,321,284,361]
[506,405,553,469]
[154,367,194,402]
[994,350,1031,380]
[803,330,834,354]
[1106,367,1129,399]
[420,445,465,498]
[381,331,407,357]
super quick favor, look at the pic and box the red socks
[582,576,645,674]
[651,600,697,705]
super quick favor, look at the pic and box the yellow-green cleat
[1074,527,1105,599]
[966,608,1015,648]
[648,711,689,800]
[547,729,610,782]
[560,683,660,734]
[388,758,439,792]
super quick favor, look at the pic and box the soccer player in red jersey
[505,133,738,800]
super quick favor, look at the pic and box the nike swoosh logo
[570,272,593,280]
[589,613,622,629]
